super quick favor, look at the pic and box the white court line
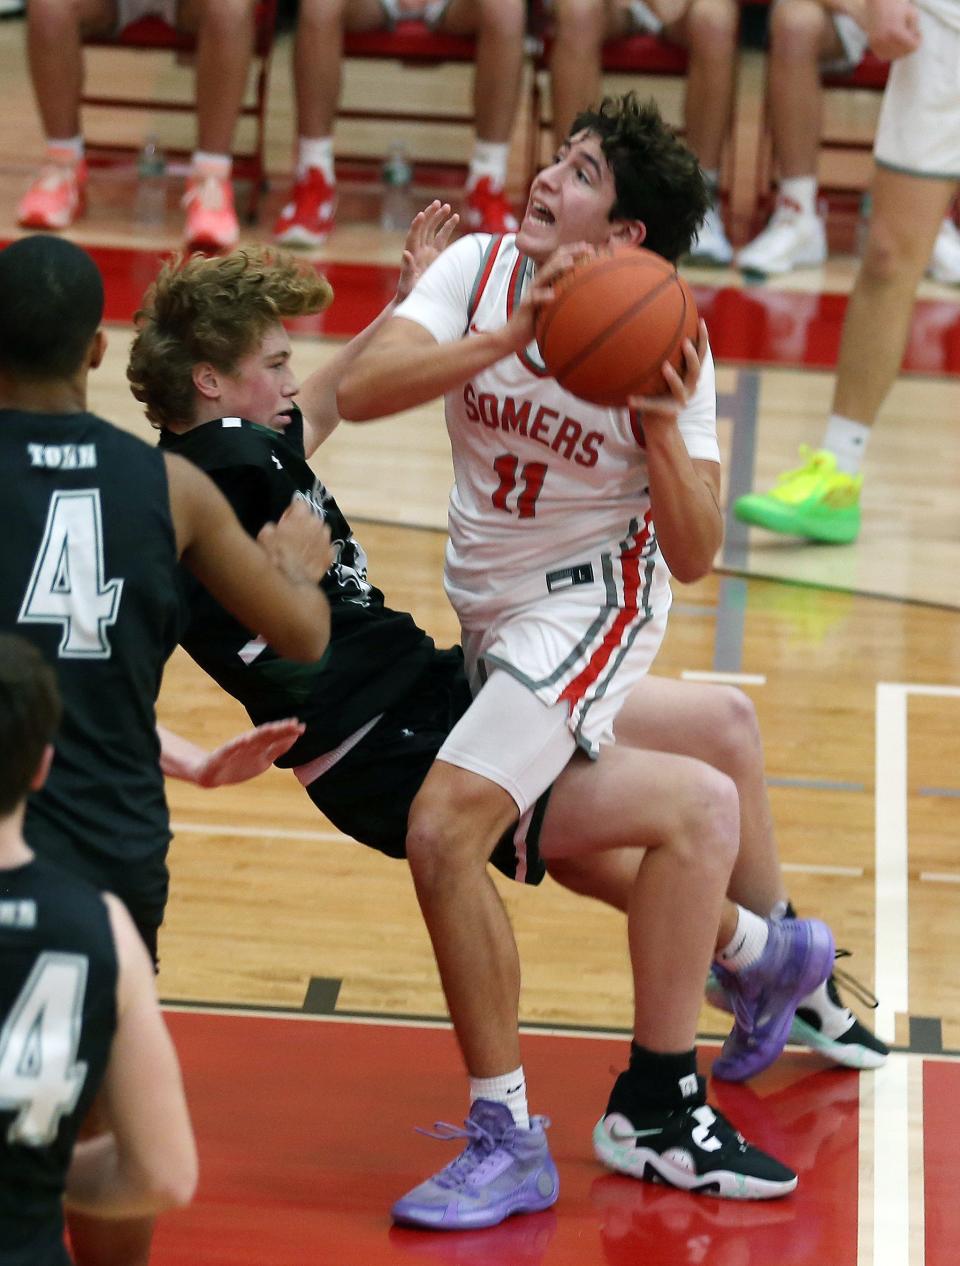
[172,819,853,879]
[874,683,960,1043]
[171,821,344,844]
[920,871,960,884]
[681,670,766,685]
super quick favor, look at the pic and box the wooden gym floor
[1,11,959,1263]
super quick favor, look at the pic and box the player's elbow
[272,597,331,663]
[149,1166,197,1213]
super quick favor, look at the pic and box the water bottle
[381,140,413,232]
[135,134,167,229]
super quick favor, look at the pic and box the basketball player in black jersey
[0,634,197,1266]
[127,213,884,1224]
[0,235,332,1266]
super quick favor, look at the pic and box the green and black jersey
[0,858,117,1266]
[0,410,184,929]
[159,410,436,764]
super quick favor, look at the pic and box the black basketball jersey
[159,410,436,763]
[0,410,184,925]
[0,857,117,1266]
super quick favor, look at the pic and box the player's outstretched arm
[337,241,577,421]
[158,719,305,786]
[64,897,198,1218]
[166,454,331,662]
[297,201,460,457]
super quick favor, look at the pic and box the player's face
[517,132,621,261]
[221,324,299,430]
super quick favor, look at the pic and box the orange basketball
[535,246,699,407]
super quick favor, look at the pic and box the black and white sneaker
[593,1092,797,1200]
[707,958,889,1071]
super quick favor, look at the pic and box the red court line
[153,1010,861,1266]
[5,237,960,375]
[924,1060,960,1266]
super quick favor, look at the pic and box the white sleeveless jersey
[395,233,720,628]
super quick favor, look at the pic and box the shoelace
[776,444,826,484]
[413,1117,498,1190]
[830,949,880,1012]
[182,175,227,212]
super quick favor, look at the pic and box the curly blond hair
[127,247,334,429]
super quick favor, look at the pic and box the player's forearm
[298,300,402,456]
[644,430,722,582]
[337,325,516,421]
[65,1134,195,1218]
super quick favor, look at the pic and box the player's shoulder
[159,417,283,473]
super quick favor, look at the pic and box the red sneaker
[183,172,239,253]
[464,176,518,233]
[273,168,337,246]
[17,160,87,230]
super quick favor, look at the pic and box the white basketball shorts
[875,8,960,178]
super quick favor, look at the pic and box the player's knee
[687,0,738,51]
[860,219,914,283]
[709,686,762,776]
[675,766,740,875]
[29,0,86,39]
[553,0,606,47]
[405,792,486,883]
[477,0,525,38]
[769,0,825,60]
[194,0,255,34]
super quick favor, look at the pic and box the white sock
[191,151,232,179]
[797,979,854,1039]
[297,136,335,183]
[778,175,818,218]
[717,906,769,973]
[469,1066,529,1129]
[467,141,509,191]
[823,413,871,475]
[46,135,84,163]
[769,898,789,922]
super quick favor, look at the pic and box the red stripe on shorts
[557,511,652,709]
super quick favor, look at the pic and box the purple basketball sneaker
[391,1099,559,1230]
[712,917,835,1082]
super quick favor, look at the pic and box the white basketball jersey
[395,233,720,627]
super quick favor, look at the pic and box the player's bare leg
[549,0,609,147]
[405,761,524,1076]
[765,0,833,180]
[441,0,526,145]
[832,165,955,425]
[663,0,738,176]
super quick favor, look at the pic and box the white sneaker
[928,218,960,284]
[737,199,827,276]
[687,204,733,265]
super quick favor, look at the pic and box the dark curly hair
[128,247,334,429]
[570,93,709,263]
[0,635,61,816]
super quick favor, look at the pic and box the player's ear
[192,362,223,402]
[29,745,54,792]
[88,328,108,370]
[610,219,647,249]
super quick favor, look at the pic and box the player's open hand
[257,500,332,586]
[626,318,708,419]
[498,241,597,353]
[195,719,306,787]
[396,200,460,301]
[868,0,921,59]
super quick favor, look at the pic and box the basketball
[535,246,699,407]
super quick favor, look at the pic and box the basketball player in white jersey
[338,96,838,1226]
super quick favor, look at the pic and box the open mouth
[527,199,555,225]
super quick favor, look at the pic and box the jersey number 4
[491,455,548,519]
[0,953,89,1147]
[19,490,124,659]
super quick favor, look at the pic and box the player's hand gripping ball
[535,246,699,407]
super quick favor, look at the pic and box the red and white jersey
[394,233,720,628]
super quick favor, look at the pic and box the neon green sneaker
[733,446,862,544]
